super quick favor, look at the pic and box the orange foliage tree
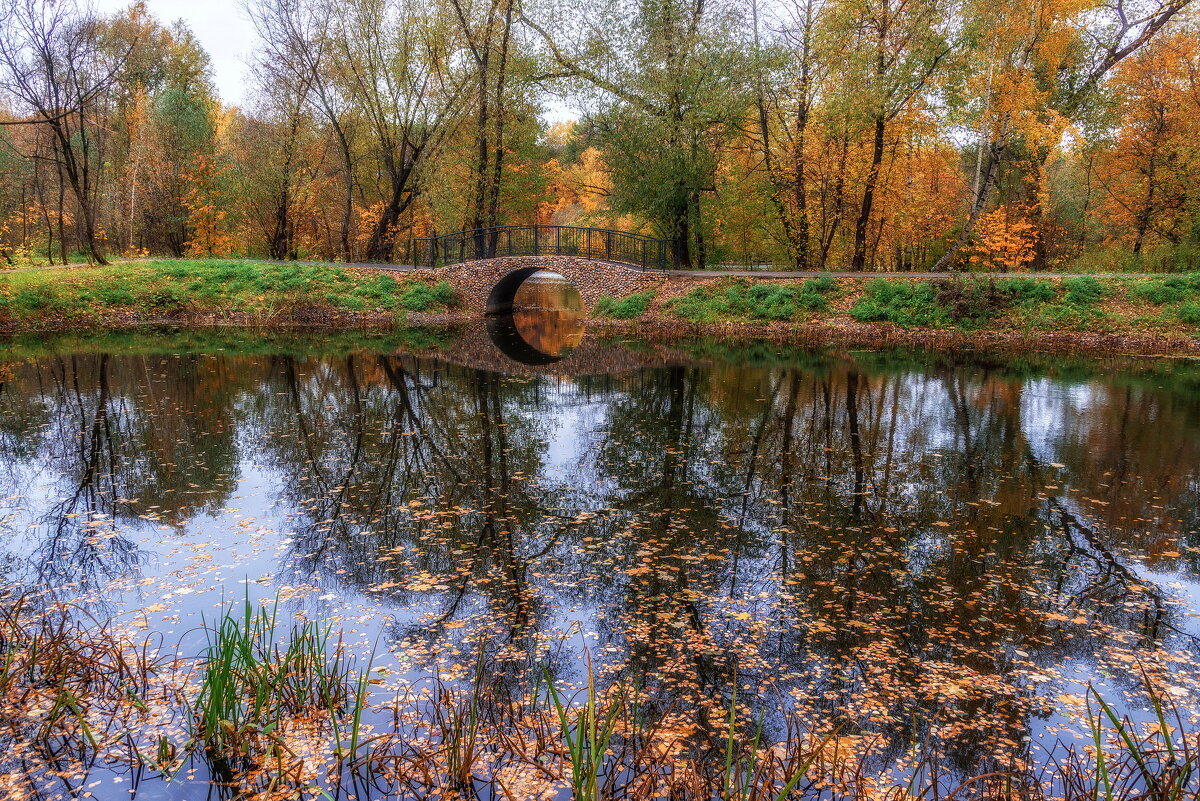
[967,205,1039,270]
[1090,23,1200,257]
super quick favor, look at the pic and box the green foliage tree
[525,0,755,267]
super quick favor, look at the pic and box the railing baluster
[419,225,670,270]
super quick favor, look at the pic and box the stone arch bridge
[416,225,672,315]
[434,255,665,315]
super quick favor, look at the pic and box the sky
[92,0,257,106]
[89,0,581,120]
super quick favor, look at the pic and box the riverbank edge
[3,308,1197,359]
[2,260,1199,357]
[585,315,1200,357]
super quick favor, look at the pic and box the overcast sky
[92,0,258,106]
[89,0,581,120]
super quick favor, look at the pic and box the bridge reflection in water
[487,270,586,365]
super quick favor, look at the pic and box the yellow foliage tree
[182,155,233,257]
[967,205,1038,270]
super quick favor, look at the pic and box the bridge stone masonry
[431,255,667,316]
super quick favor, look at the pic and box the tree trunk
[672,189,692,268]
[365,158,418,263]
[819,134,850,269]
[933,139,1007,271]
[1132,104,1165,255]
[485,3,514,235]
[49,121,107,265]
[329,121,354,262]
[851,114,886,271]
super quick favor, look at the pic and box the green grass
[850,279,952,327]
[0,259,457,326]
[195,596,366,768]
[1178,302,1200,326]
[594,290,657,319]
[398,280,457,312]
[850,275,1123,330]
[1062,275,1106,306]
[1127,274,1200,305]
[1123,275,1200,329]
[667,276,838,323]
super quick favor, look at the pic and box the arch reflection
[488,269,585,316]
[487,309,586,365]
[487,271,587,365]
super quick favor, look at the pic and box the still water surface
[0,323,1198,794]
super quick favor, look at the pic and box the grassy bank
[0,260,456,332]
[592,273,1200,354]
[5,261,1200,355]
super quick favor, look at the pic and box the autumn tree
[1089,22,1200,258]
[747,0,825,269]
[934,0,1194,270]
[449,0,519,244]
[525,0,755,267]
[0,0,127,263]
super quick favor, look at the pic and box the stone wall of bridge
[421,255,667,315]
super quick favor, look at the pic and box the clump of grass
[1128,274,1200,305]
[544,655,625,801]
[0,597,178,785]
[399,279,457,312]
[998,276,1058,305]
[1178,302,1200,326]
[850,279,951,327]
[194,596,366,778]
[1062,671,1197,801]
[594,290,656,319]
[1017,275,1110,329]
[668,277,837,323]
[1123,275,1200,329]
[1062,275,1107,307]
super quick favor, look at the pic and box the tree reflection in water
[0,332,1198,785]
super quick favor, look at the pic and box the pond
[0,322,1198,798]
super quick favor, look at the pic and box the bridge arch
[486,265,546,315]
[435,256,666,317]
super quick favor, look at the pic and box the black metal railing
[418,225,671,271]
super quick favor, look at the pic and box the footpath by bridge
[396,224,1164,316]
[13,223,1163,281]
[336,224,1150,282]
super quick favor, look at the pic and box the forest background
[0,0,1198,272]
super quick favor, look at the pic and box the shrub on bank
[595,290,656,319]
